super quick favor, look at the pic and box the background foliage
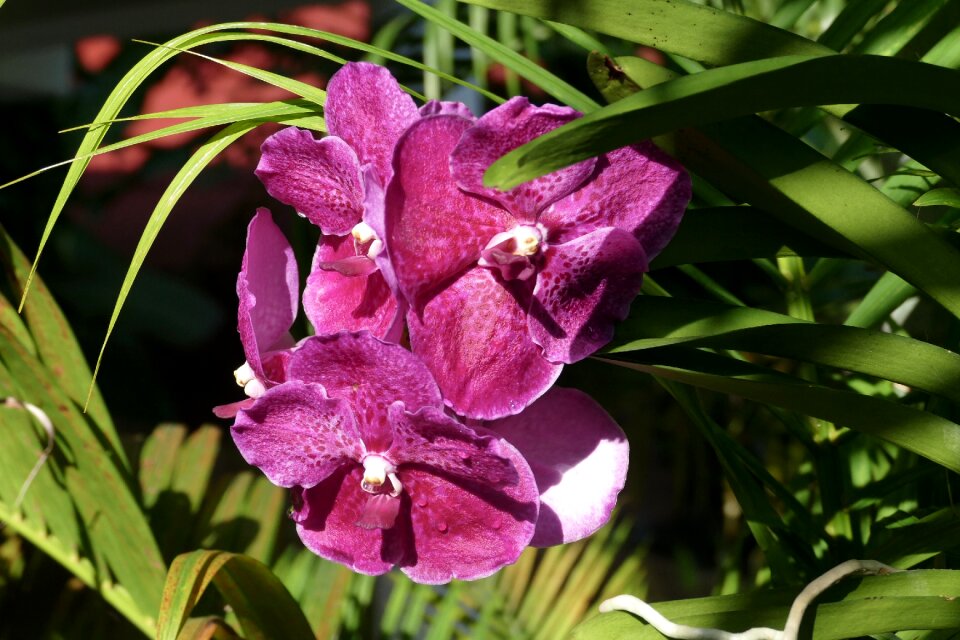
[2,0,960,638]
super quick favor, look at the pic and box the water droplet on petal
[416,495,428,508]
[489,517,502,530]
[437,521,448,533]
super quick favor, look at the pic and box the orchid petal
[238,209,299,380]
[388,402,519,488]
[326,61,419,183]
[294,470,411,576]
[212,398,255,419]
[450,97,596,220]
[303,235,403,342]
[232,381,362,488]
[540,143,691,259]
[288,332,444,428]
[419,99,475,119]
[408,267,561,420]
[357,494,403,530]
[255,128,364,235]
[529,228,647,364]
[489,387,629,547]
[399,454,538,583]
[386,115,515,310]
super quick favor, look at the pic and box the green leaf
[156,550,314,640]
[0,324,165,622]
[650,206,847,268]
[457,0,830,64]
[609,296,960,406]
[399,0,599,112]
[817,0,889,50]
[852,0,950,56]
[0,225,121,461]
[570,570,960,639]
[915,188,960,208]
[844,272,918,328]
[483,55,960,189]
[599,348,960,474]
[867,509,960,569]
[1,100,325,192]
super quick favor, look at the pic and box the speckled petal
[450,97,596,220]
[294,469,412,576]
[399,449,538,583]
[420,99,475,119]
[255,127,364,235]
[489,387,629,546]
[540,143,691,259]
[386,115,514,309]
[238,209,299,380]
[326,61,420,183]
[529,227,647,364]
[288,333,444,432]
[232,381,363,488]
[408,267,561,420]
[303,235,403,342]
[388,402,519,488]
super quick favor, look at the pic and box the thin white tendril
[599,559,902,640]
[3,397,56,511]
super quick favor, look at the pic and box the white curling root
[3,397,56,510]
[599,559,902,640]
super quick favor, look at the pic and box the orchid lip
[478,223,548,281]
[361,454,402,497]
[351,221,384,259]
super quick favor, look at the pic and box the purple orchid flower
[230,331,629,582]
[255,62,473,342]
[214,208,299,418]
[385,97,691,419]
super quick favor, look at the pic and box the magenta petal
[316,255,379,277]
[419,99,475,119]
[400,455,538,583]
[303,236,402,342]
[238,209,299,379]
[489,387,629,547]
[212,398,255,419]
[408,267,561,420]
[255,128,364,235]
[388,403,519,488]
[325,61,420,183]
[357,494,402,530]
[232,381,363,488]
[529,228,647,364]
[386,115,515,310]
[295,469,411,576]
[450,97,596,220]
[540,143,691,259]
[288,332,444,424]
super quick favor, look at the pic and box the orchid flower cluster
[215,62,691,583]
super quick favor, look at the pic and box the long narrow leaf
[483,55,960,188]
[600,349,960,474]
[457,0,830,64]
[156,550,313,640]
[399,0,599,112]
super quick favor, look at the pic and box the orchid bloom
[385,97,691,420]
[214,208,298,418]
[230,331,628,582]
[255,62,471,342]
